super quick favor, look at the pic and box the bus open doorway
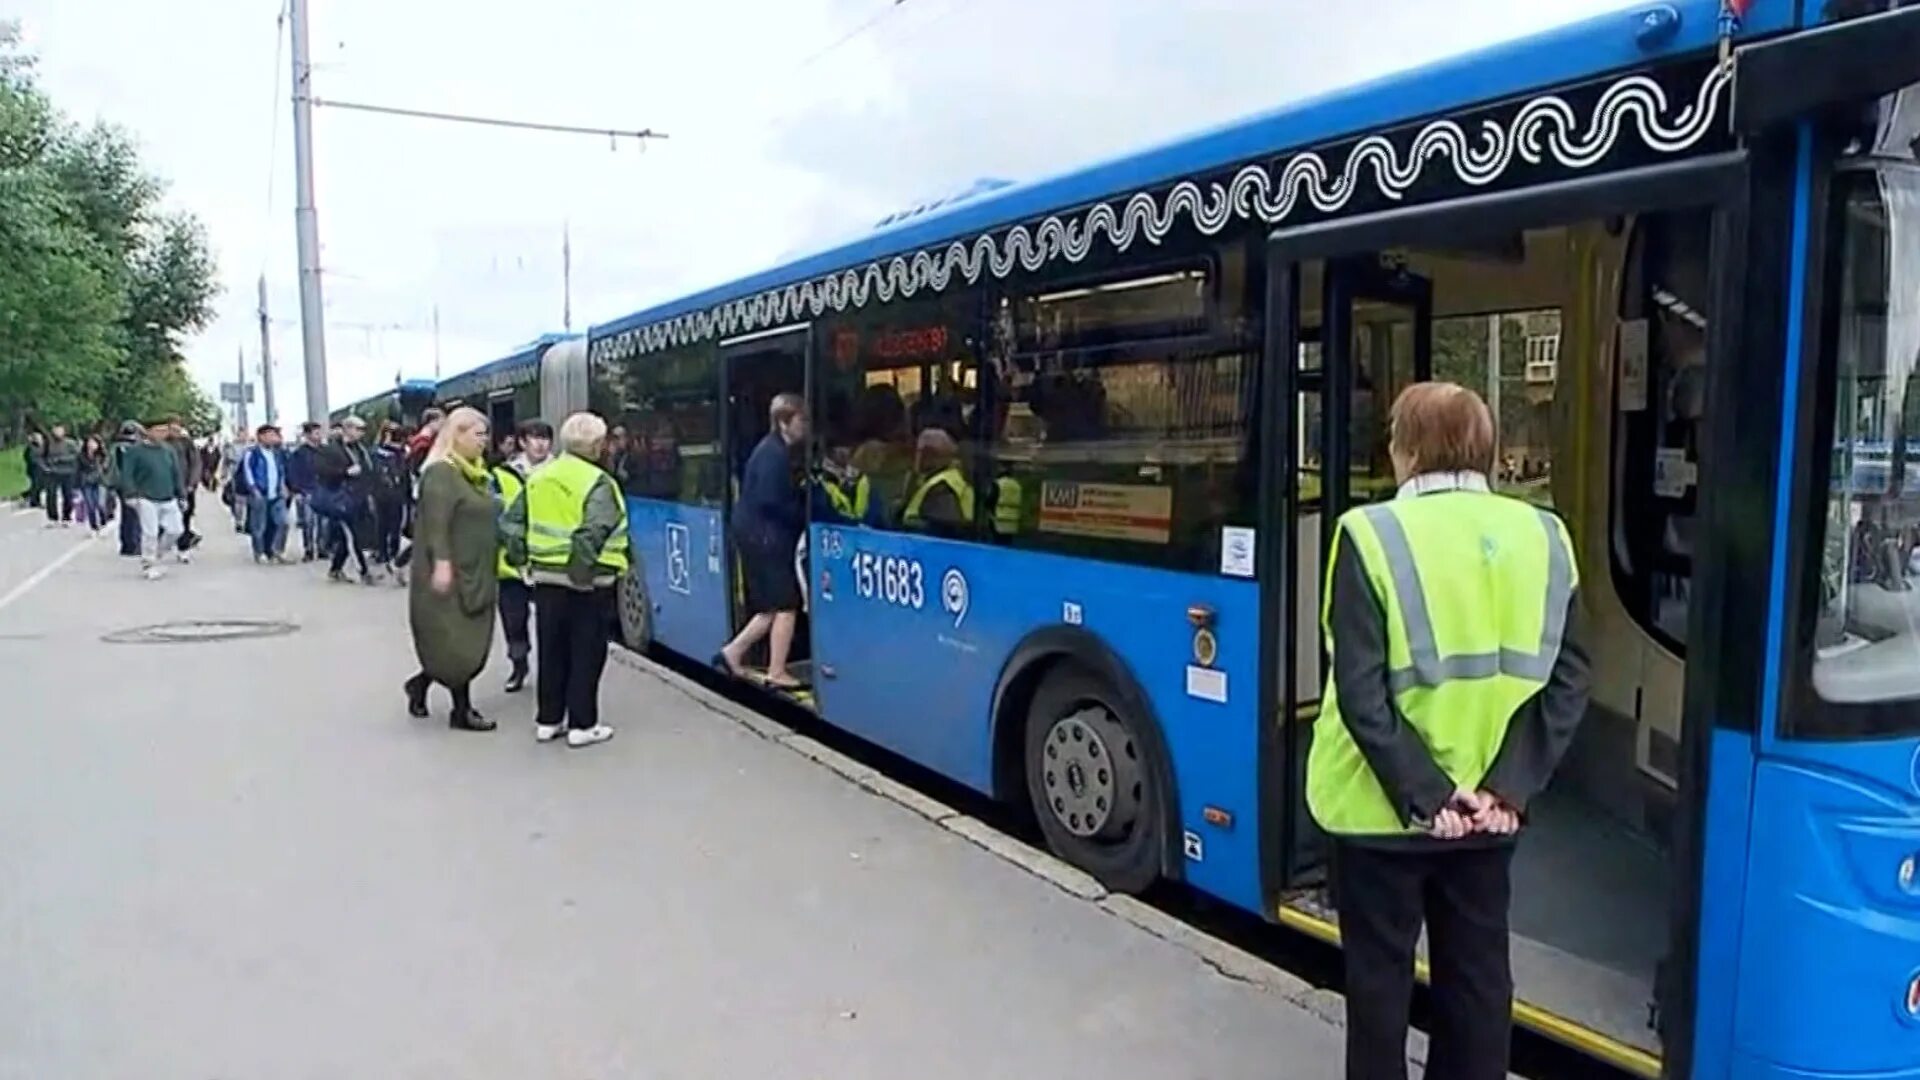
[1262,175,1738,1077]
[719,327,816,705]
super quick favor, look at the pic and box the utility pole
[235,346,251,432]
[562,222,573,333]
[289,0,330,424]
[257,274,277,425]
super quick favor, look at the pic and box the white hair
[558,412,608,458]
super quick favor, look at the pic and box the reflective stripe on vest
[824,475,870,521]
[525,454,629,574]
[1360,503,1574,693]
[492,465,524,580]
[992,475,1021,535]
[902,466,974,527]
[1307,491,1577,836]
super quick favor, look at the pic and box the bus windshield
[1811,161,1920,726]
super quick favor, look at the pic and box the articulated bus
[432,333,587,436]
[568,4,1920,1076]
[328,379,440,429]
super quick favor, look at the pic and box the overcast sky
[13,0,1636,422]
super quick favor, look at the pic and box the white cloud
[14,0,1635,423]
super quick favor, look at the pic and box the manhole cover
[102,620,299,645]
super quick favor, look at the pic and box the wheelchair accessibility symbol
[666,523,691,595]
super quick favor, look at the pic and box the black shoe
[449,707,494,732]
[302,551,315,563]
[505,659,528,694]
[328,568,348,583]
[404,675,431,718]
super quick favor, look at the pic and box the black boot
[404,673,431,718]
[448,686,495,732]
[505,657,529,694]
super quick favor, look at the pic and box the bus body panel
[1733,741,1920,1076]
[625,496,730,662]
[807,524,1265,912]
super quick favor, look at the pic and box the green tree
[0,21,220,437]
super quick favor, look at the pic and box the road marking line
[0,537,92,615]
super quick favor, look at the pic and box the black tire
[616,559,653,652]
[1023,663,1163,894]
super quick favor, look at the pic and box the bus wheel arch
[989,629,1182,894]
[616,555,653,653]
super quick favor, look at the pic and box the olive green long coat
[409,460,499,685]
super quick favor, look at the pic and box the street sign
[220,382,256,404]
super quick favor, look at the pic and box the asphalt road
[0,503,1351,1080]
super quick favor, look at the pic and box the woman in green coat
[403,407,500,731]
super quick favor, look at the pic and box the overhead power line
[311,98,667,144]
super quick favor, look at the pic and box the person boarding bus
[1310,382,1589,1080]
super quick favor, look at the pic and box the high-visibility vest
[525,453,629,575]
[492,464,524,580]
[902,466,974,529]
[1307,489,1578,836]
[992,475,1022,536]
[823,474,872,522]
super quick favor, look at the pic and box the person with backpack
[371,422,414,583]
[315,416,378,584]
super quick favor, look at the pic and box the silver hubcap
[1041,706,1142,840]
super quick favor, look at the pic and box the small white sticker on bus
[1186,665,1227,704]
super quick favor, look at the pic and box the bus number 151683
[852,552,925,610]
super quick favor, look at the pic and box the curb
[609,648,1340,1027]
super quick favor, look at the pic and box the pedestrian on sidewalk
[503,411,625,749]
[1309,383,1589,1080]
[76,435,110,535]
[239,424,291,563]
[287,421,324,562]
[121,420,191,580]
[39,425,79,527]
[491,419,553,693]
[372,422,413,582]
[108,422,144,556]
[23,431,45,511]
[221,427,253,534]
[316,416,378,584]
[403,407,498,732]
[165,417,203,553]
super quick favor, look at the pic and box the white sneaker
[177,551,192,565]
[142,565,164,581]
[535,722,566,743]
[566,725,614,749]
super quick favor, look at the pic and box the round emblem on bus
[941,568,969,628]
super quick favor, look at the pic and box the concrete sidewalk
[0,524,1351,1079]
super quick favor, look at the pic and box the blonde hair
[425,407,489,467]
[1389,382,1495,477]
[558,411,608,458]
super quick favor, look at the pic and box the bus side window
[600,342,723,507]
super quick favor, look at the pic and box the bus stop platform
[0,508,1356,1079]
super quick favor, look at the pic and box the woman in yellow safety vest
[1310,382,1589,1080]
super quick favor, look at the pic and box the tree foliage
[0,21,219,438]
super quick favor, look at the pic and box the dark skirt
[736,523,800,615]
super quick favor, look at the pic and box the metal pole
[290,0,330,424]
[1487,313,1502,470]
[235,345,251,432]
[562,222,573,333]
[257,274,277,425]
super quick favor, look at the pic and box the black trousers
[1332,841,1514,1080]
[533,584,614,731]
[43,477,75,522]
[499,578,532,664]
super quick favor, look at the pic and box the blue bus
[328,378,441,429]
[553,3,1920,1076]
[433,333,587,437]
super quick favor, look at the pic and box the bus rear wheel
[1023,665,1161,894]
[616,563,652,652]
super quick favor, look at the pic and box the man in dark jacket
[108,421,145,556]
[287,421,325,562]
[23,431,44,511]
[315,415,379,583]
[122,420,190,580]
[164,416,202,550]
[38,424,80,526]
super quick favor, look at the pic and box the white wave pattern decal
[596,64,1730,363]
